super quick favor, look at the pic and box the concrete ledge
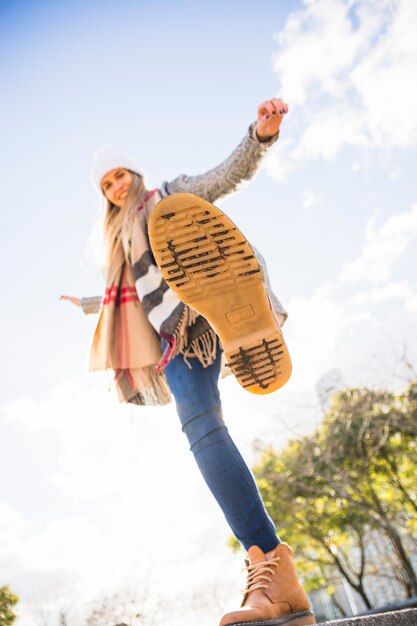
[114,609,417,626]
[316,608,417,625]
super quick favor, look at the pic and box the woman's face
[101,168,133,207]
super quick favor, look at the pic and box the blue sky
[1,1,417,624]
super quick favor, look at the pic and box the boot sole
[148,193,292,395]
[224,610,316,626]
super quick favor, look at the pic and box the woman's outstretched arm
[60,295,102,315]
[160,98,288,203]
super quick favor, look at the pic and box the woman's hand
[256,98,288,141]
[60,295,81,307]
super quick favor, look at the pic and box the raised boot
[220,543,316,626]
[148,193,292,395]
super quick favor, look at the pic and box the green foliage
[227,535,241,553]
[240,379,417,605]
[0,586,19,626]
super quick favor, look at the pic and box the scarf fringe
[187,307,200,326]
[165,303,197,362]
[116,364,172,406]
[166,304,218,370]
[172,304,190,356]
[183,327,218,369]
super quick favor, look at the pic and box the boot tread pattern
[226,338,285,390]
[151,206,261,300]
[149,194,292,395]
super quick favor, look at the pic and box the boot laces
[244,556,281,595]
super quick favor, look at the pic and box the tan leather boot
[220,543,316,626]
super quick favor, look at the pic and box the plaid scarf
[88,190,217,406]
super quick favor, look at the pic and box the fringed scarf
[89,190,217,406]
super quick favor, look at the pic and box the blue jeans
[163,340,279,552]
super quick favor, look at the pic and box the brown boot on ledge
[219,543,316,626]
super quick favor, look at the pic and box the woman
[61,99,316,626]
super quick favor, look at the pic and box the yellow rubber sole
[148,193,292,394]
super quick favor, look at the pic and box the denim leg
[164,344,279,553]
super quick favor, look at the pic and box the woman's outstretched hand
[256,98,288,141]
[60,295,81,307]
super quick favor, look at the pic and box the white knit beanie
[91,145,144,195]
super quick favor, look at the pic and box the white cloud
[263,137,294,181]
[406,293,417,312]
[285,287,344,388]
[0,378,298,626]
[349,280,412,305]
[339,204,417,284]
[272,0,417,167]
[280,203,417,392]
[285,279,417,393]
[292,107,368,160]
[351,0,417,147]
[0,502,32,560]
[273,0,373,105]
[302,189,322,209]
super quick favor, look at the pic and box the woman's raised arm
[160,98,288,204]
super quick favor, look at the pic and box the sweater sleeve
[159,122,279,203]
[81,296,102,315]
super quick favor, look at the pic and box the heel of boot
[225,332,292,394]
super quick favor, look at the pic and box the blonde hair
[100,171,148,269]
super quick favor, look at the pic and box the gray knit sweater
[82,122,287,324]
